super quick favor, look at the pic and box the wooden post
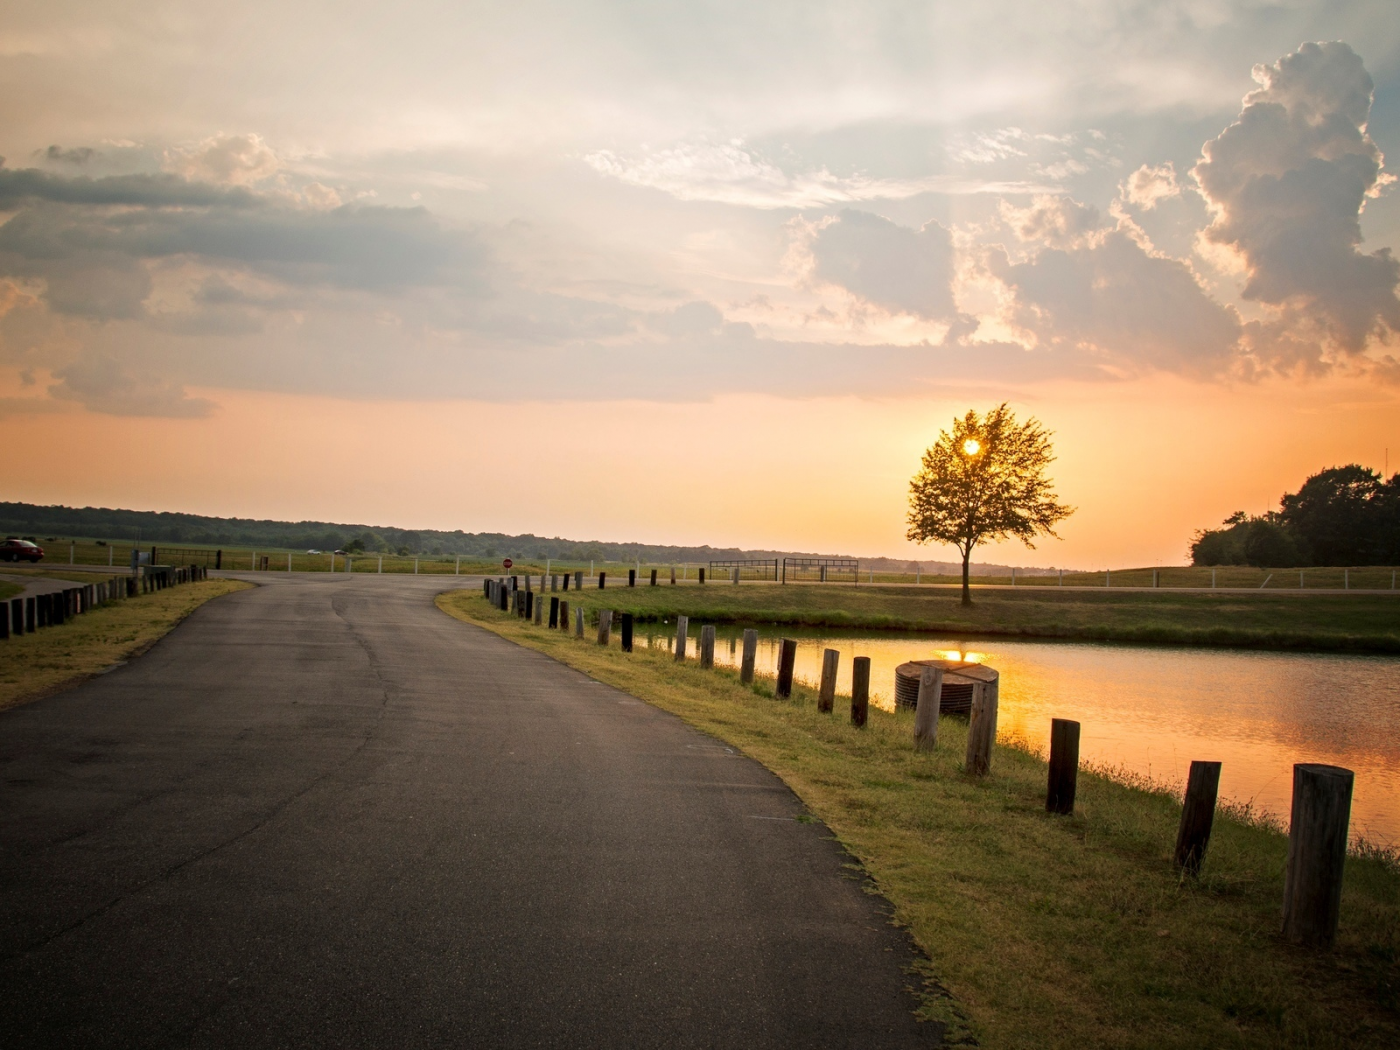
[575,606,584,638]
[850,656,870,727]
[700,625,715,668]
[628,569,636,587]
[1046,718,1080,813]
[733,566,740,584]
[621,613,634,652]
[650,568,657,586]
[740,629,758,684]
[559,599,569,630]
[698,567,706,585]
[562,572,569,591]
[914,665,943,751]
[534,593,544,624]
[525,592,534,621]
[674,616,688,662]
[596,609,612,645]
[964,678,999,776]
[817,648,839,712]
[548,596,559,628]
[598,571,606,590]
[1281,763,1354,949]
[575,570,583,590]
[670,566,676,585]
[775,639,797,698]
[1174,760,1222,876]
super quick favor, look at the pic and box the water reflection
[640,623,1400,846]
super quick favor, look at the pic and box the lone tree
[907,404,1074,605]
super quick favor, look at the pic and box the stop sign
[503,558,513,569]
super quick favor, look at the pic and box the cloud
[1122,163,1180,209]
[1001,195,1103,250]
[47,356,215,418]
[989,200,1241,373]
[584,142,1054,208]
[807,210,959,321]
[1194,41,1400,357]
[163,132,280,186]
[0,166,261,209]
[43,145,97,165]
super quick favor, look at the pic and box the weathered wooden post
[818,649,839,713]
[1281,763,1354,949]
[775,639,797,698]
[552,574,559,592]
[628,569,636,587]
[598,571,607,589]
[549,596,560,629]
[964,678,999,776]
[1174,760,1222,876]
[700,625,715,668]
[914,665,943,751]
[740,629,758,684]
[596,609,612,645]
[562,572,570,591]
[11,598,24,635]
[670,566,677,585]
[558,599,569,631]
[621,613,634,652]
[1046,718,1080,814]
[525,592,534,620]
[698,567,706,585]
[575,570,583,590]
[575,606,584,638]
[851,656,870,727]
[732,567,740,585]
[650,569,658,586]
[674,615,689,662]
[534,593,544,624]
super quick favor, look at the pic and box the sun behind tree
[907,404,1075,605]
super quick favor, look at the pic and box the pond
[638,623,1400,847]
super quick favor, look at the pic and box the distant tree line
[1190,465,1400,567]
[0,501,841,564]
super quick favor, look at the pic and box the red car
[0,538,44,562]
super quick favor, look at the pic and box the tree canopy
[907,404,1074,604]
[1190,465,1400,568]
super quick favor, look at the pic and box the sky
[1,1,1399,568]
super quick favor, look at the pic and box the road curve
[0,572,940,1048]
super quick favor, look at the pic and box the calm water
[639,624,1400,846]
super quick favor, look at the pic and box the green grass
[0,577,252,711]
[440,589,1400,1049]
[0,581,20,602]
[543,580,1400,653]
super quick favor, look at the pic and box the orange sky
[3,373,1393,568]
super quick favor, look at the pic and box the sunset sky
[2,2,1398,568]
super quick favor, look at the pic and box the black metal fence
[782,557,859,583]
[708,559,779,581]
[151,547,223,568]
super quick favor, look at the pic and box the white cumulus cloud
[164,132,280,186]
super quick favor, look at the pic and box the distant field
[549,581,1400,653]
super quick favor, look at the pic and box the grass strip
[0,578,252,711]
[548,583,1400,653]
[440,589,1399,1049]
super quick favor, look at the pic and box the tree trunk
[961,547,972,605]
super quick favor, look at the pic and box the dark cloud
[1194,41,1400,357]
[0,167,260,209]
[43,145,98,166]
[808,210,958,320]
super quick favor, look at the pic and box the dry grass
[0,578,252,711]
[440,589,1400,1049]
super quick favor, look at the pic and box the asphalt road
[0,572,940,1048]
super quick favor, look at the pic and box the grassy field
[0,580,20,601]
[0,577,252,711]
[440,588,1400,1049]
[539,580,1400,652]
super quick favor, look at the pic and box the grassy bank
[544,581,1400,653]
[0,577,252,711]
[440,589,1399,1049]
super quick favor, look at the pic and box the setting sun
[963,439,982,455]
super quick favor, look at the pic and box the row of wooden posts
[483,573,1356,950]
[1,564,206,642]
